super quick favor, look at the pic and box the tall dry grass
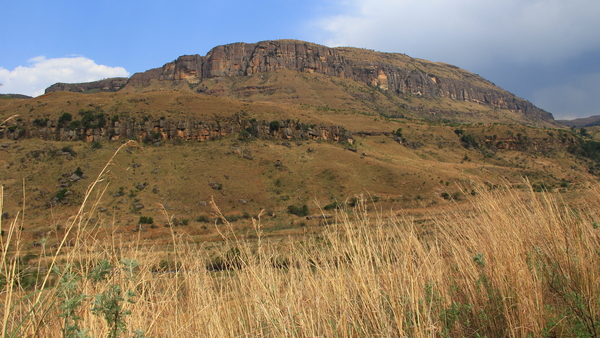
[2,148,600,337]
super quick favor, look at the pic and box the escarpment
[45,78,129,94]
[44,39,553,123]
[0,115,354,145]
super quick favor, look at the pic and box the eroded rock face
[45,78,128,94]
[44,40,553,121]
[127,40,553,121]
[158,54,203,82]
[5,116,354,145]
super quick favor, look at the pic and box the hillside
[2,39,599,250]
[558,115,600,127]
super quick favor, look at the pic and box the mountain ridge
[45,39,554,126]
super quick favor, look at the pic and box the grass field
[2,144,600,337]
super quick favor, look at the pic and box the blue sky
[1,0,600,120]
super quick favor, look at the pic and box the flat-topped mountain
[45,40,554,126]
[5,40,600,254]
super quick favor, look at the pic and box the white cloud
[531,73,600,120]
[314,0,600,68]
[0,56,129,97]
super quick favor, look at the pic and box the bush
[61,146,76,156]
[238,129,251,140]
[32,118,49,127]
[78,110,106,129]
[324,202,342,211]
[287,204,309,217]
[269,120,280,133]
[196,215,211,223]
[56,188,68,202]
[68,120,81,130]
[460,134,479,149]
[57,112,72,127]
[138,216,154,224]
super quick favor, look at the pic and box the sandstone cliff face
[45,78,128,94]
[1,116,354,145]
[126,40,551,121]
[44,40,552,122]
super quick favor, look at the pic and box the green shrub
[61,146,76,156]
[324,202,342,211]
[32,117,49,127]
[196,215,211,223]
[57,112,72,127]
[138,216,154,224]
[78,110,106,129]
[56,188,68,202]
[269,120,280,133]
[460,134,479,149]
[287,204,309,217]
[238,129,251,140]
[68,120,81,130]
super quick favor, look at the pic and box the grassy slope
[0,80,594,250]
[3,177,600,337]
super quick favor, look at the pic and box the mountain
[0,93,32,99]
[557,115,600,128]
[5,39,597,248]
[45,78,128,94]
[45,40,555,127]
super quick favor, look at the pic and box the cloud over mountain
[315,0,600,67]
[0,56,129,97]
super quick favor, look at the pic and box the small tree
[269,120,280,133]
[58,112,72,128]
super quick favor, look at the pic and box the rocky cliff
[126,40,551,121]
[45,77,129,94]
[45,40,553,122]
[0,115,354,145]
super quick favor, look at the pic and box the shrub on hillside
[287,204,309,217]
[324,202,342,211]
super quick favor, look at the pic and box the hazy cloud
[0,56,129,97]
[316,0,600,68]
[532,73,600,120]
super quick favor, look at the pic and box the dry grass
[2,145,600,337]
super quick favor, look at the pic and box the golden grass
[2,145,600,337]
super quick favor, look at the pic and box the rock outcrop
[45,78,128,94]
[45,39,553,122]
[0,93,32,99]
[1,115,354,145]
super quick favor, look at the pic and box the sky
[1,0,599,120]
